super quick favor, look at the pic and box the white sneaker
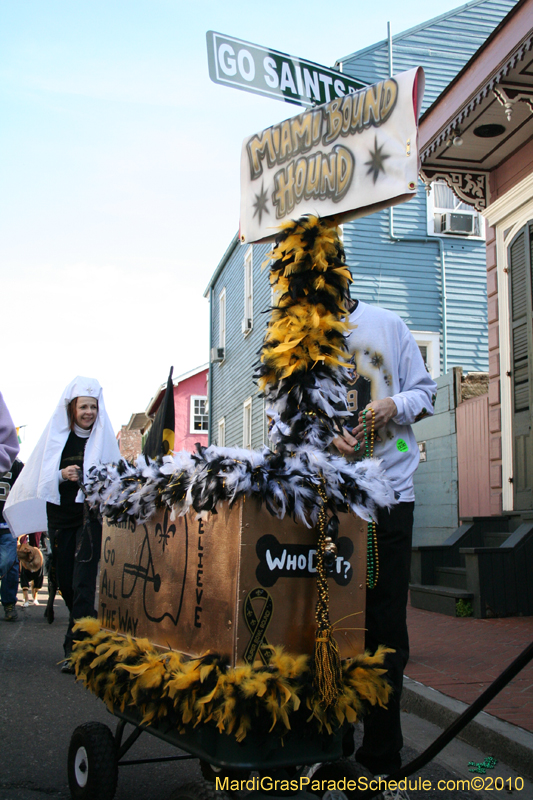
[378,782,410,800]
[33,598,40,605]
[22,600,30,608]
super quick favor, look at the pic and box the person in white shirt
[334,299,437,781]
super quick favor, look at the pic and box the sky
[1,0,469,460]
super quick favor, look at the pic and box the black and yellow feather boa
[71,619,392,743]
[254,215,354,453]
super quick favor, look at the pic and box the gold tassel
[314,627,342,708]
[313,479,342,707]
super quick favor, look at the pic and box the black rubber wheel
[67,721,118,800]
[200,760,251,784]
[308,759,362,797]
[167,778,230,800]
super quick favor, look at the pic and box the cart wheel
[308,759,361,797]
[167,777,230,800]
[200,760,251,784]
[68,722,118,800]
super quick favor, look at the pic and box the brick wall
[119,427,142,462]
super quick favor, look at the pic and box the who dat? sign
[240,67,425,244]
[207,31,366,108]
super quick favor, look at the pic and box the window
[218,417,225,447]
[243,397,252,448]
[218,288,226,351]
[263,397,274,451]
[243,246,253,334]
[190,395,208,434]
[427,181,484,239]
[411,331,441,378]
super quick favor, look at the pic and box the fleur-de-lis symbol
[155,509,176,553]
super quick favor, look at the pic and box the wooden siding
[210,239,271,449]
[345,195,443,335]
[340,0,517,112]
[457,394,491,517]
[444,239,490,372]
[344,194,489,373]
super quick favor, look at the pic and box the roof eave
[203,232,240,297]
[420,0,532,153]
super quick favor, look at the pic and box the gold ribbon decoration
[243,587,274,665]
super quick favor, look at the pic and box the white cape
[4,376,120,537]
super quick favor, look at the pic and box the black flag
[143,367,175,458]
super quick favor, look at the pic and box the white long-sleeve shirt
[346,301,437,502]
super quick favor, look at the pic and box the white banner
[240,67,425,244]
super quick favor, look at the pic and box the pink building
[146,364,209,454]
[420,0,533,518]
[414,0,533,617]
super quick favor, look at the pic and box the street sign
[206,31,366,108]
[240,67,426,244]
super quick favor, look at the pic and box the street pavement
[1,581,532,800]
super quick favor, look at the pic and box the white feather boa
[85,444,395,527]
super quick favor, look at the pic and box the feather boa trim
[254,215,353,452]
[84,445,394,527]
[71,619,392,742]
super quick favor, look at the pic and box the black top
[0,458,24,525]
[46,432,87,529]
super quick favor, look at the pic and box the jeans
[0,529,19,606]
[49,517,102,656]
[355,501,414,776]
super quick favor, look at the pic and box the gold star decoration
[365,136,390,184]
[252,181,270,225]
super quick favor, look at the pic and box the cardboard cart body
[67,503,369,800]
[99,501,366,664]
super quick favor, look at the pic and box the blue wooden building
[204,0,517,454]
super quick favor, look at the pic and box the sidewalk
[403,601,533,778]
[406,603,533,732]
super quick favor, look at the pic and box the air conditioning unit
[439,211,474,235]
[241,318,252,334]
[210,347,224,363]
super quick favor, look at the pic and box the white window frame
[190,395,208,434]
[426,181,485,240]
[218,417,225,448]
[218,288,226,352]
[483,171,533,510]
[243,396,252,449]
[243,246,253,335]
[411,331,441,378]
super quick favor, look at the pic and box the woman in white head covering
[5,376,120,671]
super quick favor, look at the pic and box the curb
[401,676,533,781]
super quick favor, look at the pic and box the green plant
[456,599,474,617]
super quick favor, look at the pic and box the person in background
[0,392,19,473]
[0,393,21,621]
[4,377,120,669]
[41,530,58,623]
[0,458,24,621]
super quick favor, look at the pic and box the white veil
[4,376,120,537]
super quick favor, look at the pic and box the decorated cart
[66,67,426,800]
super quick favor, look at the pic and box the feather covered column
[255,215,353,706]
